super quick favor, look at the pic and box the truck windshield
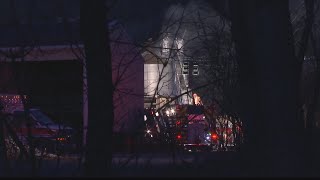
[30,110,55,125]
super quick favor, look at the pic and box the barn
[0,20,144,145]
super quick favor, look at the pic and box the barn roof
[0,19,124,48]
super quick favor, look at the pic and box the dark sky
[0,0,300,44]
[109,0,301,43]
[0,0,190,44]
[110,0,190,43]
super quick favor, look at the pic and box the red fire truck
[164,104,243,152]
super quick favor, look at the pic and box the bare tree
[80,0,114,176]
[0,0,41,175]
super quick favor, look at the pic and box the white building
[143,34,193,109]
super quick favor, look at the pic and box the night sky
[111,0,299,43]
[0,0,301,44]
[110,0,190,43]
[0,0,191,44]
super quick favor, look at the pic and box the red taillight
[176,121,181,125]
[211,133,218,140]
[177,134,182,139]
[57,137,66,141]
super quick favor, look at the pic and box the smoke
[158,0,230,57]
[152,0,236,109]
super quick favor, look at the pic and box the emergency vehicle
[0,94,76,157]
[144,103,243,152]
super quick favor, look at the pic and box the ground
[1,149,320,177]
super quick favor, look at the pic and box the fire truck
[144,103,243,152]
[174,104,243,152]
[173,104,216,152]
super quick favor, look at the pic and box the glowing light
[166,110,170,116]
[211,134,218,140]
[171,109,175,114]
[155,112,159,116]
[57,137,66,141]
[144,115,147,121]
[147,130,151,133]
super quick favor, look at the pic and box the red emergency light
[176,134,182,139]
[211,133,218,141]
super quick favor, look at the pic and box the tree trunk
[80,0,114,177]
[0,113,9,176]
[229,0,302,176]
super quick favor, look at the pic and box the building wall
[109,21,144,133]
[144,63,176,97]
[0,21,145,138]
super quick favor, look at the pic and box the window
[182,62,189,75]
[162,37,170,53]
[192,62,199,75]
[30,110,55,125]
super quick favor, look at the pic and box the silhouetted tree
[80,0,114,176]
[229,0,302,176]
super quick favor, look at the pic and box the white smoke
[158,0,230,57]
